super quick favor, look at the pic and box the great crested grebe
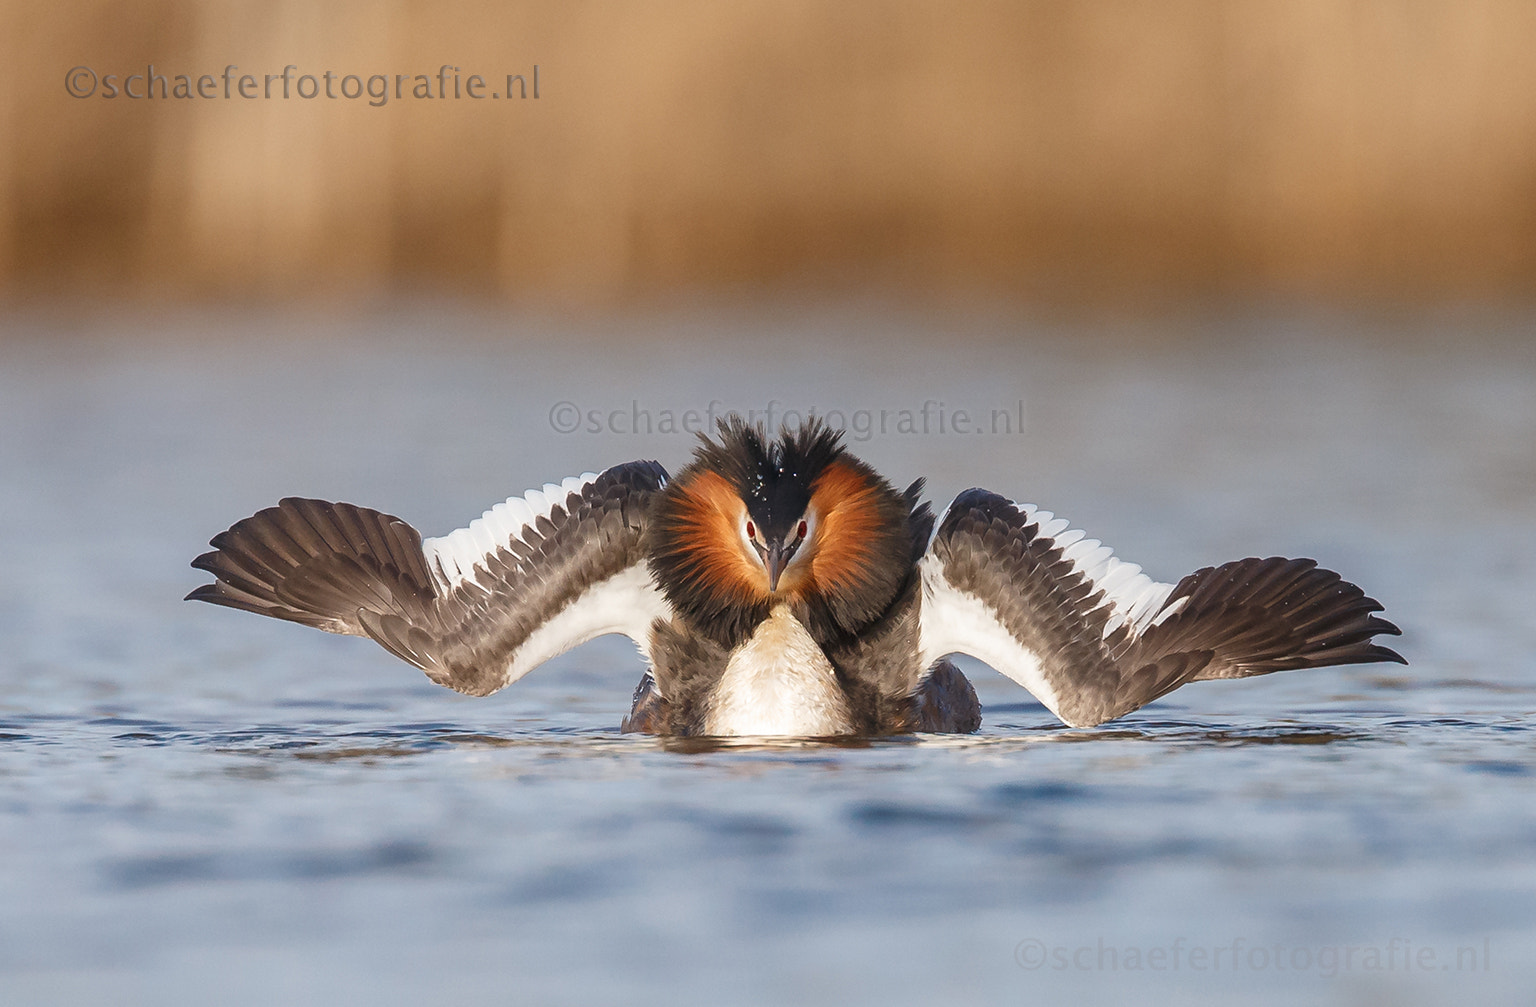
[189,417,1404,736]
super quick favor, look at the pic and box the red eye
[746,520,756,540]
[797,520,808,540]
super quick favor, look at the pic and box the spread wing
[918,489,1404,728]
[187,461,673,696]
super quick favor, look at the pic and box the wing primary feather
[188,461,674,698]
[920,489,1405,727]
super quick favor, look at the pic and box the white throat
[703,604,854,737]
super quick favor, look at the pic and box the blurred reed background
[3,0,1536,305]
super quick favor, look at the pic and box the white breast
[703,605,854,737]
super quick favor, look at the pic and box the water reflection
[6,708,1523,762]
[107,841,436,889]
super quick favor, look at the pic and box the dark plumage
[188,417,1404,736]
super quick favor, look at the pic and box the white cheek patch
[738,514,764,572]
[779,509,818,577]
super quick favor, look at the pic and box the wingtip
[1367,615,1403,638]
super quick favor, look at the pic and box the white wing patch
[1010,502,1179,640]
[421,473,599,589]
[917,555,1067,722]
[497,563,672,689]
[919,495,1188,726]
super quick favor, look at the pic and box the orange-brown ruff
[810,461,897,597]
[646,420,921,651]
[654,469,767,603]
[654,462,888,604]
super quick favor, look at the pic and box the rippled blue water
[1,305,1532,1004]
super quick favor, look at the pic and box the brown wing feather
[922,489,1404,728]
[187,499,433,635]
[188,462,671,697]
[1127,557,1406,681]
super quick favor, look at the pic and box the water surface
[1,305,1532,1004]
